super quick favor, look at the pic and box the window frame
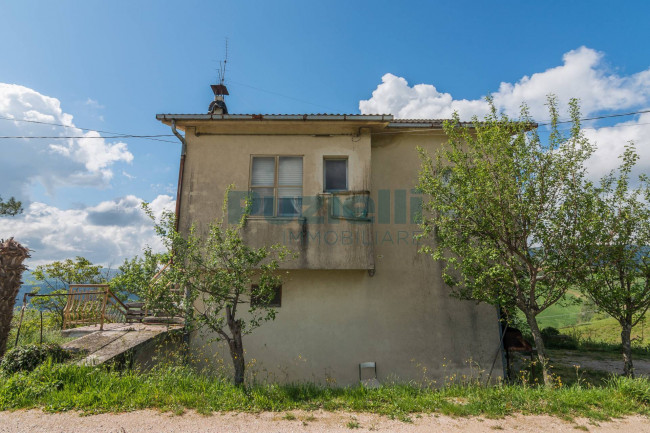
[250,284,282,308]
[323,156,349,192]
[249,155,304,218]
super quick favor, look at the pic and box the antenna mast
[209,38,230,114]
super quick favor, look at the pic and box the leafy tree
[31,257,105,328]
[580,144,650,377]
[0,196,22,216]
[417,97,595,386]
[144,188,293,386]
[109,247,168,301]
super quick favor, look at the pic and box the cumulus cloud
[360,46,650,180]
[0,83,133,200]
[583,112,650,181]
[360,47,650,120]
[0,195,175,267]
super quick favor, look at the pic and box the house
[155,86,502,385]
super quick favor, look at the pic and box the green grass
[7,308,73,351]
[562,317,650,346]
[536,291,586,330]
[1,363,650,420]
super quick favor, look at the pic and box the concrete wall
[179,124,502,385]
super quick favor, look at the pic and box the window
[250,284,282,307]
[250,156,303,217]
[324,158,348,192]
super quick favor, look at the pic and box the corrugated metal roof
[156,113,394,121]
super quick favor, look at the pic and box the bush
[541,327,579,349]
[0,344,71,375]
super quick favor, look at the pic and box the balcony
[242,191,374,271]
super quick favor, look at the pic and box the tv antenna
[217,38,228,86]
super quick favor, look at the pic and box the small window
[250,156,303,217]
[250,284,282,307]
[324,158,348,192]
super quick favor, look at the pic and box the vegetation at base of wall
[1,363,650,420]
[0,344,71,375]
[6,308,74,351]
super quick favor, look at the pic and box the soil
[0,410,648,433]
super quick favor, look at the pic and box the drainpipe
[170,119,191,356]
[171,119,187,232]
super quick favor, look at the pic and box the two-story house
[156,90,502,385]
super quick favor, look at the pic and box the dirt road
[0,410,648,433]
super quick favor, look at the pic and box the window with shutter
[250,156,303,217]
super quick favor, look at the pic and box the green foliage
[0,344,70,375]
[417,96,596,385]
[109,247,168,301]
[142,186,295,385]
[31,257,106,328]
[1,363,650,419]
[541,327,579,350]
[579,143,650,375]
[0,196,22,216]
[7,308,72,350]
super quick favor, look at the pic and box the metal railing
[62,284,128,330]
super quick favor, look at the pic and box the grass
[562,316,650,346]
[1,363,650,420]
[7,308,73,351]
[536,291,587,330]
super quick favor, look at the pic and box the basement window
[324,157,348,192]
[250,284,282,308]
[250,156,303,217]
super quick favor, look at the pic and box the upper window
[324,158,348,192]
[250,156,303,217]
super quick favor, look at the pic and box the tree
[31,257,105,328]
[0,196,23,216]
[417,97,595,386]
[580,144,650,377]
[0,238,30,357]
[109,247,168,301]
[145,188,293,386]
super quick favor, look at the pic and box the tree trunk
[0,238,30,358]
[524,310,553,386]
[225,305,245,386]
[621,322,634,378]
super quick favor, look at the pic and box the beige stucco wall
[178,123,502,385]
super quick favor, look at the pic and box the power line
[0,135,174,139]
[228,80,344,113]
[537,108,650,126]
[0,116,176,143]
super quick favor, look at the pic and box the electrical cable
[0,116,176,143]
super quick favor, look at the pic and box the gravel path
[0,410,648,433]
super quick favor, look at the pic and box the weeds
[0,363,649,420]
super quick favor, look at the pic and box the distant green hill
[15,269,120,305]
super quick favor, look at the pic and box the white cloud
[84,98,105,109]
[359,46,650,180]
[0,195,175,267]
[0,83,133,200]
[360,47,650,120]
[583,112,650,181]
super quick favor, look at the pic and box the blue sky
[1,1,649,266]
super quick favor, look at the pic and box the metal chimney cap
[211,84,229,96]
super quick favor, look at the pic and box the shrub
[0,344,71,375]
[541,327,578,349]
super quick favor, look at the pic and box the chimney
[209,84,229,114]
